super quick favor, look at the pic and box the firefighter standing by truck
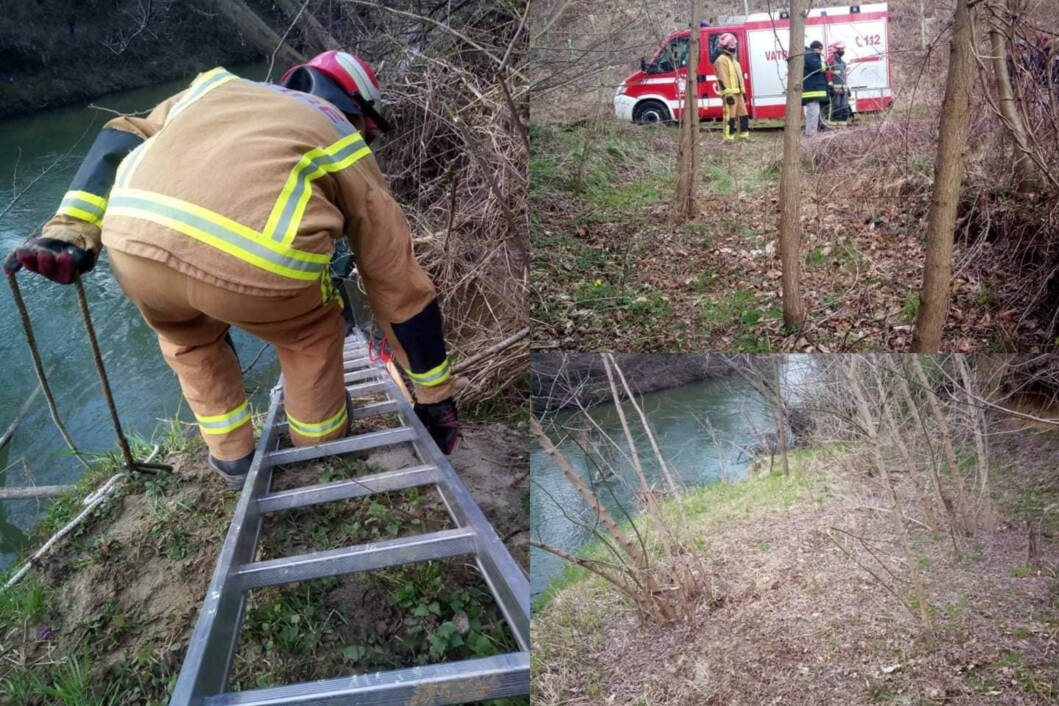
[713,33,750,142]
[802,40,830,136]
[4,51,460,488]
[827,41,851,125]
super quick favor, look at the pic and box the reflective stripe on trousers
[286,405,349,438]
[196,400,252,434]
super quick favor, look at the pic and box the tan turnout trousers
[111,250,348,459]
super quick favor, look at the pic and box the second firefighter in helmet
[713,33,749,141]
[7,51,460,488]
[826,41,851,126]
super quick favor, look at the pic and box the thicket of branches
[309,1,529,401]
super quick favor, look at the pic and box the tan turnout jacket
[41,67,451,399]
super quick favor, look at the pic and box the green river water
[0,63,283,570]
[529,357,813,599]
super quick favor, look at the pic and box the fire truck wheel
[632,100,671,125]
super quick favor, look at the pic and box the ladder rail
[169,331,529,705]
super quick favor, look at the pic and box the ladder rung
[345,380,388,397]
[344,367,384,384]
[266,426,416,465]
[343,357,370,368]
[202,653,530,706]
[235,527,476,590]
[257,465,438,514]
[274,400,400,436]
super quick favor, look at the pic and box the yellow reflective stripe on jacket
[196,400,251,434]
[57,190,107,226]
[108,187,330,281]
[264,133,371,245]
[115,136,155,189]
[407,357,452,387]
[115,69,237,189]
[286,406,349,438]
[803,90,828,99]
[166,68,238,125]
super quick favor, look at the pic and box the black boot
[208,450,255,490]
[739,115,750,139]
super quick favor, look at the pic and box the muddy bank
[0,421,527,702]
[531,353,744,412]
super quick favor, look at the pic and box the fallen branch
[3,444,160,591]
[0,485,75,500]
[452,327,528,373]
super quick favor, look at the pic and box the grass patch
[534,448,823,611]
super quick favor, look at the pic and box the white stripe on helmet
[334,52,381,103]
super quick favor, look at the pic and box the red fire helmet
[281,50,382,106]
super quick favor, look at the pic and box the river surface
[0,63,282,570]
[529,358,813,599]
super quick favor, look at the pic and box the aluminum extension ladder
[170,330,530,705]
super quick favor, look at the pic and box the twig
[266,0,311,82]
[240,342,270,375]
[0,373,47,450]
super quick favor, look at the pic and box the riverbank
[0,420,528,704]
[531,353,747,413]
[532,434,1059,704]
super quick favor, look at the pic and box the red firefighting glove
[8,238,96,284]
[725,95,736,106]
[414,399,460,455]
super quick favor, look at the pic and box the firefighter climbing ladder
[170,329,530,705]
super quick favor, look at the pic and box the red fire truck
[614,3,892,124]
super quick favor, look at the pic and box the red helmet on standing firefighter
[280,50,392,143]
[718,33,738,52]
[829,41,846,54]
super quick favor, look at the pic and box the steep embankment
[531,353,740,412]
[0,422,528,703]
[0,0,309,118]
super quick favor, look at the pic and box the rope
[5,271,90,469]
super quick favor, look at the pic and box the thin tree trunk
[910,356,973,537]
[954,355,995,530]
[609,354,679,493]
[846,360,936,647]
[772,355,790,476]
[600,355,654,499]
[673,0,700,222]
[777,0,808,328]
[987,0,1038,192]
[912,0,976,351]
[889,357,961,553]
[529,418,645,570]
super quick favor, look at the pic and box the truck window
[656,35,690,73]
[707,33,736,64]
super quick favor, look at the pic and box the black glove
[414,399,460,455]
[8,238,95,284]
[725,95,736,106]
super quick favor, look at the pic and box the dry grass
[325,1,529,402]
[532,442,1059,705]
